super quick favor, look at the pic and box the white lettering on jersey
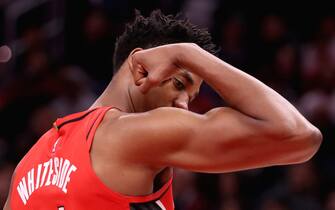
[17,177,28,205]
[56,158,63,186]
[40,160,49,187]
[62,165,77,193]
[35,164,42,189]
[156,200,167,210]
[16,157,77,205]
[27,168,34,196]
[52,157,59,185]
[45,159,53,186]
[59,159,70,187]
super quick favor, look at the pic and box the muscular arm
[178,44,306,127]
[112,43,322,173]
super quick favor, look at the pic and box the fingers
[134,64,148,86]
[131,52,164,94]
[130,53,147,85]
[138,73,161,94]
[130,48,178,94]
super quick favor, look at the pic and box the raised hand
[130,44,182,94]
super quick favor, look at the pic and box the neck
[90,71,135,113]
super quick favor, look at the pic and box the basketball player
[3,10,322,210]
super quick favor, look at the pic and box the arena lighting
[0,45,12,63]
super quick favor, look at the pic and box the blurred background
[0,0,334,209]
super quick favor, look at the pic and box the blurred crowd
[0,0,334,209]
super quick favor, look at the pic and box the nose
[173,92,189,110]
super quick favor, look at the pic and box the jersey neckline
[84,106,174,203]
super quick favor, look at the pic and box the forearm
[176,43,310,130]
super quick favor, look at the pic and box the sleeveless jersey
[10,107,174,210]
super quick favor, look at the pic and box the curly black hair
[113,9,218,72]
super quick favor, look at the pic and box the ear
[127,48,147,86]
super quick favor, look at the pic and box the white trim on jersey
[155,200,166,210]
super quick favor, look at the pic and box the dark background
[1,0,335,209]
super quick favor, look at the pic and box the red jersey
[10,107,174,210]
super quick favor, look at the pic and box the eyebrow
[180,70,194,85]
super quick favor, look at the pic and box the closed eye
[173,78,186,91]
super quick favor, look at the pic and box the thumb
[138,74,160,94]
[138,78,151,94]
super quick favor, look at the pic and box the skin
[4,43,322,209]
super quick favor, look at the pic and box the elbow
[299,126,322,162]
[283,124,323,164]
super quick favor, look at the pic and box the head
[112,10,217,112]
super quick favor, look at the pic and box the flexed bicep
[109,107,319,173]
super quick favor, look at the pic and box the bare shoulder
[109,107,205,139]
[115,106,204,122]
[94,107,204,164]
[101,107,205,137]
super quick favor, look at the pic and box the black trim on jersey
[129,185,170,210]
[85,107,123,141]
[57,109,97,130]
[86,111,103,141]
[130,202,163,210]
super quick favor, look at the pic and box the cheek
[161,81,178,99]
[148,82,176,105]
